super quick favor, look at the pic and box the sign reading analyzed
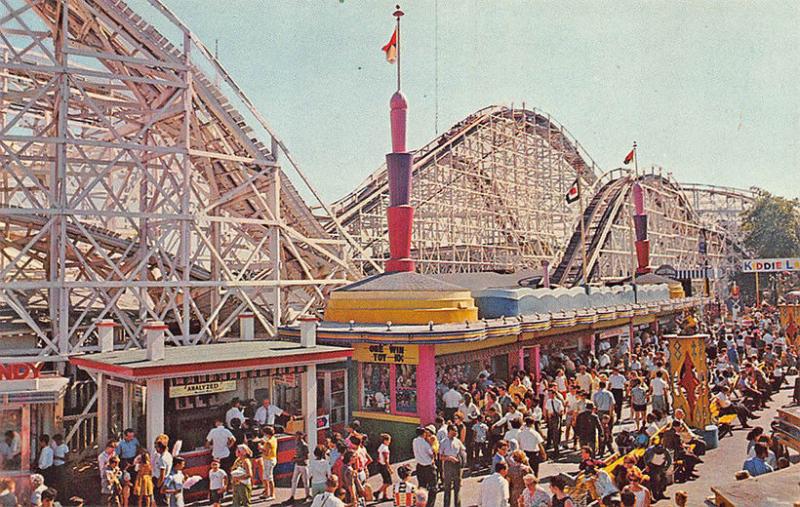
[741,258,800,273]
[169,380,237,398]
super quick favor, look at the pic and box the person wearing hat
[412,427,437,499]
[287,432,310,503]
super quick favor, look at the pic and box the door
[106,381,127,440]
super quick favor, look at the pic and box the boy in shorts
[376,434,393,501]
[208,459,228,507]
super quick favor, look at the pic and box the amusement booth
[70,318,351,490]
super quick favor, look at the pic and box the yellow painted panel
[353,343,419,365]
[325,307,478,325]
[435,333,517,355]
[352,410,420,425]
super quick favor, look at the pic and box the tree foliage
[742,191,800,258]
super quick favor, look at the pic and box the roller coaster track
[550,176,630,286]
[548,168,753,287]
[329,106,600,274]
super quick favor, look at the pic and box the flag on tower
[565,178,580,204]
[382,28,398,63]
[623,148,635,165]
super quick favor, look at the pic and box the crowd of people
[7,304,797,507]
[398,305,797,507]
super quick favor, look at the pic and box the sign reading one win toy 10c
[354,344,419,365]
[741,258,800,273]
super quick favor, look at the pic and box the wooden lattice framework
[0,0,366,362]
[330,106,599,274]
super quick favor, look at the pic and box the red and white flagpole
[394,5,403,92]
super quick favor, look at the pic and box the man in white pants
[288,431,310,502]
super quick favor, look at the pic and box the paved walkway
[256,378,798,507]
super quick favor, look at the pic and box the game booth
[70,318,351,494]
[0,363,70,498]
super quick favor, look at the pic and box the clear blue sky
[161,1,800,203]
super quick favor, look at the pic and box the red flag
[382,28,397,63]
[623,148,635,165]
[565,178,580,204]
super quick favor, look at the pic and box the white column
[97,319,115,352]
[145,321,166,361]
[96,372,108,447]
[301,365,318,451]
[146,378,165,449]
[299,317,317,348]
[239,313,255,341]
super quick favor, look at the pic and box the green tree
[741,191,800,258]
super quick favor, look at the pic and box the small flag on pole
[566,178,580,204]
[382,28,398,63]
[623,148,635,165]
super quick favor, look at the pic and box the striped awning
[169,366,306,387]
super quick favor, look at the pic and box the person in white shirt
[442,385,463,421]
[492,406,524,434]
[208,458,228,507]
[206,419,236,465]
[29,473,47,507]
[310,475,345,507]
[503,421,522,452]
[650,371,669,413]
[97,441,115,480]
[37,435,54,487]
[544,389,565,458]
[478,462,509,507]
[458,393,480,426]
[308,446,331,497]
[225,399,246,428]
[575,366,593,395]
[412,427,436,494]
[608,368,627,422]
[152,440,173,494]
[517,417,546,475]
[253,398,285,426]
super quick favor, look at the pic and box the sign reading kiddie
[742,258,800,273]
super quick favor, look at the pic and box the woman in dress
[518,474,550,507]
[507,450,533,507]
[134,451,154,507]
[621,470,651,507]
[231,444,253,507]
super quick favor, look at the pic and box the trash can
[702,424,719,450]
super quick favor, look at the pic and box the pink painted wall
[416,344,436,424]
